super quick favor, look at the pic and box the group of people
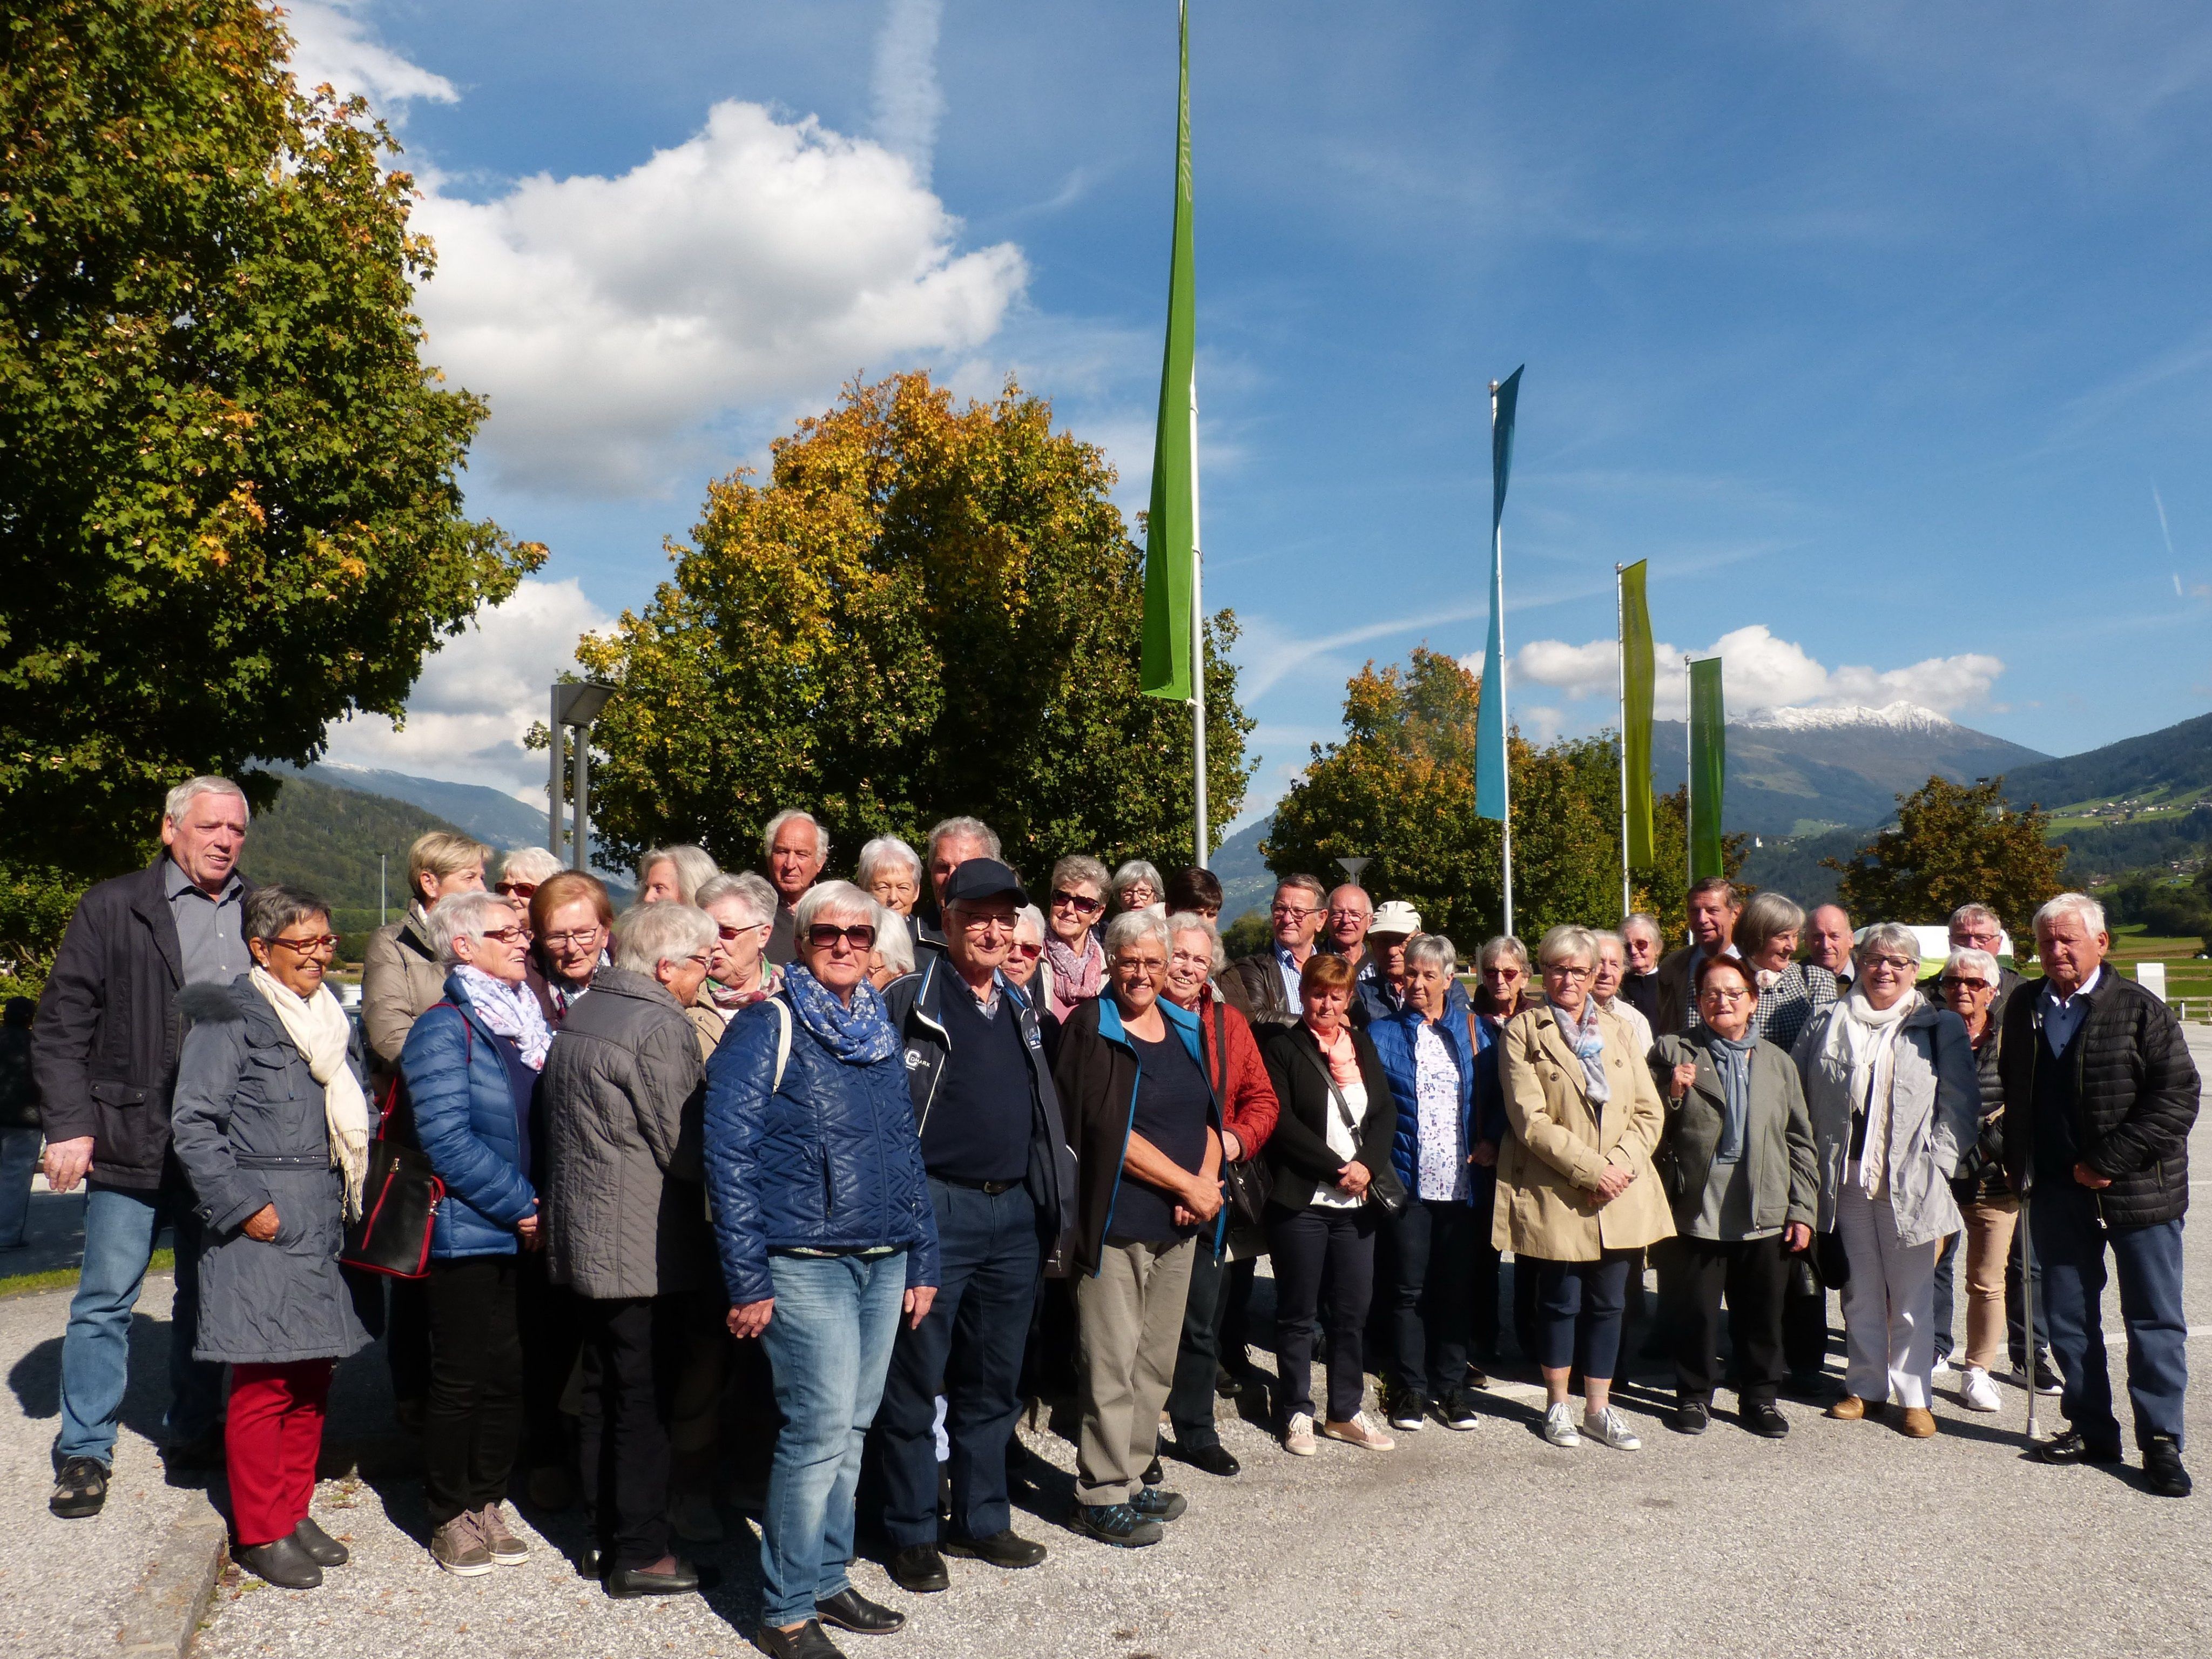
[23,777,2201,1659]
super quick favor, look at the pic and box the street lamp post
[1335,855,1371,887]
[548,682,617,872]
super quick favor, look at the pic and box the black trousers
[577,1294,687,1570]
[423,1255,524,1526]
[1665,1233,1789,1407]
[1165,1242,1230,1447]
[1267,1203,1377,1424]
[1385,1199,1480,1399]
[516,1248,582,1471]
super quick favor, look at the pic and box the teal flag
[1139,2,1198,700]
[1474,365,1523,822]
[1620,560,1655,867]
[1688,656,1727,880]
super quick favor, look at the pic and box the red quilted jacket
[1192,984,1280,1159]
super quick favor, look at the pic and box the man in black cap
[872,858,1078,1589]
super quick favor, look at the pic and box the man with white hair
[1999,892,2199,1498]
[917,815,1003,949]
[761,810,830,968]
[36,776,252,1518]
[1944,903,2020,1017]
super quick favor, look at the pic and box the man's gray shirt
[164,857,249,985]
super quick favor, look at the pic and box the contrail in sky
[2154,481,2175,557]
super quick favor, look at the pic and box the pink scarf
[1043,929,1104,1021]
[1312,1022,1362,1086]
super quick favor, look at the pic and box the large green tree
[1,0,541,878]
[576,372,1253,878]
[1827,775,2067,941]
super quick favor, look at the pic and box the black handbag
[340,1069,446,1279]
[1813,1228,1851,1290]
[1294,1032,1407,1219]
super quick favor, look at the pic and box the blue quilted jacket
[400,973,538,1259]
[1366,1003,1485,1193]
[703,989,940,1307]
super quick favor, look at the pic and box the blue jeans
[57,1183,225,1466]
[1534,1253,1634,1377]
[2030,1181,2188,1450]
[872,1179,1040,1547]
[759,1250,906,1629]
[0,1128,41,1249]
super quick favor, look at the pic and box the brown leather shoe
[1897,1406,1938,1439]
[1825,1395,1867,1421]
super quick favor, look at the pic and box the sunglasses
[807,923,878,951]
[1050,890,1104,915]
[494,880,538,899]
[718,921,768,941]
[1009,941,1043,959]
[1937,976,1992,992]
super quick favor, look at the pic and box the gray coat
[541,968,711,1300]
[170,979,370,1366]
[1793,996,1979,1247]
[1649,1029,1818,1239]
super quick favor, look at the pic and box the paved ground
[9,1036,2212,1657]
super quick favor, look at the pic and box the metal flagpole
[1684,660,1695,894]
[1190,379,1209,869]
[1491,380,1514,939]
[1616,563,1631,919]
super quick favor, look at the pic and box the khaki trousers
[1961,1196,2020,1373]
[1075,1237,1197,1506]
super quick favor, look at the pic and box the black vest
[922,988,1033,1184]
[2030,1016,2085,1181]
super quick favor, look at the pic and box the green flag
[1620,561,1655,867]
[1139,1,1198,701]
[1688,656,1727,880]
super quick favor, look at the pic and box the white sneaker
[1283,1412,1317,1456]
[1583,1406,1642,1451]
[1930,1354,1953,1381]
[1960,1366,2001,1413]
[1542,1402,1581,1447]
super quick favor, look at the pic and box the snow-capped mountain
[1735,702,1962,737]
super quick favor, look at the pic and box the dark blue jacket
[884,954,1078,1275]
[400,972,538,1259]
[1353,957,1471,1029]
[1367,1005,1480,1193]
[1470,1010,1512,1148]
[703,989,940,1307]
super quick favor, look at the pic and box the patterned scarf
[784,965,900,1065]
[1043,928,1104,1021]
[1563,997,1611,1104]
[707,961,783,1011]
[456,964,554,1071]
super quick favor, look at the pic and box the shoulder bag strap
[1293,1036,1361,1136]
[772,997,793,1092]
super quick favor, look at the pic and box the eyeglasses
[1326,907,1368,922]
[268,934,340,954]
[956,912,1015,935]
[1169,949,1212,971]
[1700,987,1752,1004]
[1866,955,1918,973]
[543,927,602,949]
[1112,955,1165,973]
[1542,963,1591,980]
[1009,942,1043,960]
[1271,903,1317,921]
[1937,976,1992,993]
[494,881,538,899]
[1050,890,1103,915]
[481,925,532,945]
[718,921,768,941]
[806,923,877,951]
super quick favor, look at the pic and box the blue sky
[292,2,2212,828]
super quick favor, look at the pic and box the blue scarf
[784,965,900,1065]
[1708,1031,1757,1163]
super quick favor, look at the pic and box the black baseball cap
[940,858,1028,909]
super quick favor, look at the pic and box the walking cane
[2020,1191,2040,1444]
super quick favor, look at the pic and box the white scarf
[248,967,371,1220]
[1826,986,1917,1198]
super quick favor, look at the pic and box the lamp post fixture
[1335,855,1371,887]
[548,682,617,872]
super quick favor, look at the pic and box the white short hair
[1944,947,2001,984]
[611,902,716,974]
[498,846,564,887]
[428,891,522,967]
[1405,933,1458,975]
[1537,925,1597,969]
[696,871,777,929]
[873,906,916,977]
[1620,912,1661,945]
[1166,910,1225,975]
[1479,934,1530,972]
[165,775,248,825]
[2034,892,2107,938]
[1854,921,1923,969]
[794,880,875,933]
[855,835,922,888]
[639,844,719,904]
[762,810,829,864]
[1105,909,1171,961]
[1948,902,2002,935]
[925,816,1000,865]
[1014,903,1046,946]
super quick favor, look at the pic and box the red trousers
[226,1360,334,1547]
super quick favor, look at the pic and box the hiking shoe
[1321,1414,1395,1451]
[1282,1413,1317,1456]
[1583,1406,1642,1451]
[1131,1486,1187,1522]
[431,1515,494,1576]
[1068,1503,1163,1548]
[49,1456,109,1520]
[1384,1385,1426,1432]
[477,1503,529,1564]
[1960,1366,2001,1413]
[1542,1402,1581,1447]
[1434,1390,1480,1431]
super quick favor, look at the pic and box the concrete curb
[115,1500,227,1659]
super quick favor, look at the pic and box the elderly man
[1654,878,1742,1036]
[1942,903,2020,1017]
[2000,893,2198,1498]
[1805,903,1855,988]
[1220,875,1327,1027]
[915,816,1001,948]
[1618,913,1665,1026]
[874,858,1076,1590]
[36,777,251,1518]
[1324,885,1373,968]
[761,810,830,968]
[1354,901,1421,1024]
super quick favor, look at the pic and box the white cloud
[280,2,457,110]
[321,578,614,800]
[872,0,946,181]
[1511,623,2006,715]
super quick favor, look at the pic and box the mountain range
[274,761,554,851]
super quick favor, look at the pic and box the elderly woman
[1367,934,1492,1434]
[1475,934,1538,1019]
[857,837,925,938]
[495,846,564,907]
[1495,925,1674,1452]
[1736,892,1839,1053]
[1793,922,1978,1438]
[171,886,370,1588]
[1255,954,1399,1457]
[1591,932,1654,1061]
[1157,911,1279,1476]
[1934,946,2021,1414]
[543,901,717,1598]
[364,831,491,1092]
[1051,910,1224,1545]
[1649,955,1818,1438]
[401,889,551,1576]
[867,902,917,992]
[638,844,720,907]
[1003,901,1047,990]
[1038,854,1110,1024]
[688,872,782,1059]
[705,881,938,1655]
[527,871,613,1026]
[1109,860,1164,917]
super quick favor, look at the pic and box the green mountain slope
[240,775,474,947]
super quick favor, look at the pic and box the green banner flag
[1620,561,1655,867]
[1139,1,1198,701]
[1688,656,1727,881]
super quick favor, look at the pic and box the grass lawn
[2105,925,2212,1010]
